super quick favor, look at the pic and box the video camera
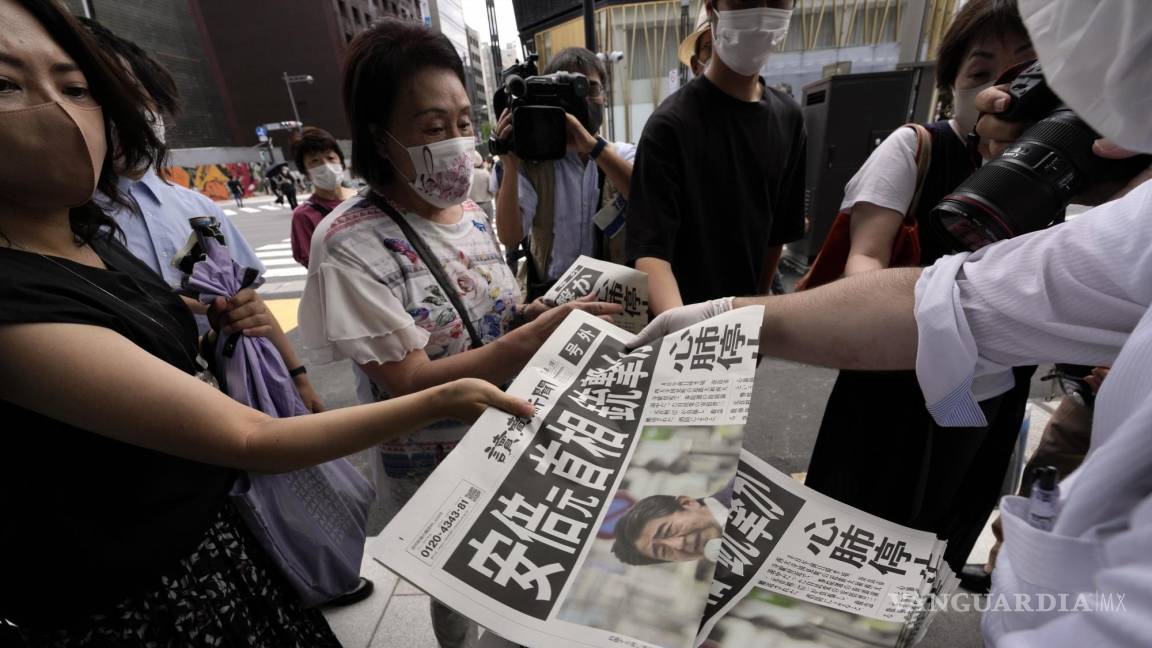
[932,60,1151,251]
[488,54,594,161]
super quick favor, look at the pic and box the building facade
[466,26,490,127]
[61,0,232,148]
[512,0,960,143]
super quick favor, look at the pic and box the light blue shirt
[518,142,637,281]
[99,170,265,333]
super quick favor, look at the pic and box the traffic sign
[255,125,268,138]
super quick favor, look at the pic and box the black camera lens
[935,110,1100,251]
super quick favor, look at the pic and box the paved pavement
[221,194,1053,646]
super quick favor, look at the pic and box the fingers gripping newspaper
[543,256,649,333]
[372,307,761,648]
[371,306,955,648]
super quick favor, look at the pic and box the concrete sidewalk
[322,553,441,648]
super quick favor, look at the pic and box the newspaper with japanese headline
[698,451,958,648]
[543,255,648,333]
[373,306,760,648]
[371,307,954,648]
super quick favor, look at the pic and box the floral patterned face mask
[385,130,475,209]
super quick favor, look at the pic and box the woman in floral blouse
[297,20,619,648]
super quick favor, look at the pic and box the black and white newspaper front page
[370,306,763,648]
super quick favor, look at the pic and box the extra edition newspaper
[370,307,954,648]
[543,256,649,333]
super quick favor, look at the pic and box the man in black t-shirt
[627,0,804,313]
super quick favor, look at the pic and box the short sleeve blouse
[298,196,521,446]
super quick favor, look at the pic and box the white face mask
[1019,0,1152,154]
[952,81,993,137]
[308,162,344,192]
[385,131,475,209]
[712,7,792,77]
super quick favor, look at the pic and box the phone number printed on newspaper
[410,483,485,565]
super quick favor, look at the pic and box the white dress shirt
[913,180,1152,645]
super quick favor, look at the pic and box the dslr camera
[932,61,1151,251]
[488,54,593,161]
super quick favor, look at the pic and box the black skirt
[13,503,342,647]
[804,367,1034,572]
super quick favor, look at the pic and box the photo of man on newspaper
[610,486,730,565]
[555,425,740,648]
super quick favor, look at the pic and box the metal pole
[583,0,596,51]
[487,0,503,75]
[282,73,301,126]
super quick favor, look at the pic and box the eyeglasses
[1040,366,1095,409]
[588,80,606,99]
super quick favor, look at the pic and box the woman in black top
[0,1,533,643]
[802,0,1037,573]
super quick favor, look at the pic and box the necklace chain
[11,241,218,386]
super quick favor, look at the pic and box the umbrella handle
[223,267,262,359]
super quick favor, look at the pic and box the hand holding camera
[932,60,1152,251]
[488,54,600,161]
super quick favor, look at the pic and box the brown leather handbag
[795,124,932,291]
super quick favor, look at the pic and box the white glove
[625,297,734,349]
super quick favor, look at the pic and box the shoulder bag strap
[368,194,485,349]
[904,123,933,216]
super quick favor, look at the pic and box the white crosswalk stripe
[260,204,281,211]
[240,207,261,213]
[264,267,309,278]
[222,209,237,216]
[262,258,301,267]
[253,237,308,290]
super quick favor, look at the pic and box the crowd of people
[2,0,1151,646]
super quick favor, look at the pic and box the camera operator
[629,0,1152,642]
[493,47,636,300]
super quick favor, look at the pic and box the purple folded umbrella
[181,216,308,418]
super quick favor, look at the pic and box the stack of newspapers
[371,259,959,648]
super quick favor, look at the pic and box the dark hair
[935,0,1029,111]
[12,0,166,243]
[343,18,466,189]
[544,47,606,83]
[610,494,683,566]
[78,17,181,118]
[292,127,346,173]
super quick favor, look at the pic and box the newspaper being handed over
[543,255,649,333]
[371,308,954,648]
[698,451,958,648]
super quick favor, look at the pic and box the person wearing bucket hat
[628,0,804,315]
[677,7,713,77]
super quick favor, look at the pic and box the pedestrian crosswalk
[256,240,308,281]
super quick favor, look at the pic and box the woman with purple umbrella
[0,1,533,643]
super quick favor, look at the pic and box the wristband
[288,365,308,378]
[589,136,608,160]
